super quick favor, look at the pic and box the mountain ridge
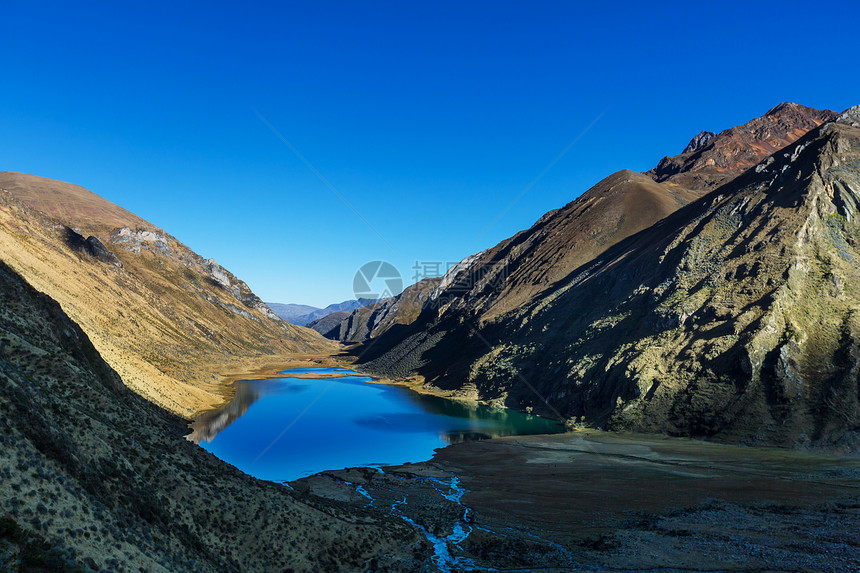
[310,278,440,341]
[348,104,860,450]
[321,103,835,348]
[269,298,379,326]
[647,102,837,189]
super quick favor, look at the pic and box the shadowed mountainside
[0,260,427,572]
[324,104,834,344]
[310,278,440,342]
[352,106,860,450]
[0,171,334,417]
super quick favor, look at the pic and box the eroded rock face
[683,130,716,154]
[110,226,172,254]
[837,104,860,128]
[206,258,281,321]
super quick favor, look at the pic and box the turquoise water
[189,367,564,482]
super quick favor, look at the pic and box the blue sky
[2,1,858,307]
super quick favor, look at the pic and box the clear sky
[2,1,858,307]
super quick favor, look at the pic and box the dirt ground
[299,430,860,572]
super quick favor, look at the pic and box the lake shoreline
[192,364,565,482]
[209,349,533,420]
[202,356,860,570]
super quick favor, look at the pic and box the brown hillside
[0,171,155,230]
[443,170,701,320]
[0,172,334,417]
[326,104,832,345]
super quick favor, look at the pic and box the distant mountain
[0,171,333,416]
[266,302,321,325]
[269,298,378,326]
[347,103,860,450]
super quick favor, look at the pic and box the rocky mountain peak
[682,130,716,154]
[837,104,860,127]
[646,103,837,189]
[764,101,798,116]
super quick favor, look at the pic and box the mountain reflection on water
[187,379,312,444]
[188,368,564,481]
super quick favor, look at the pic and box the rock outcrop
[683,130,716,154]
[63,226,121,266]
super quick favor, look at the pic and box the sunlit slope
[0,171,334,417]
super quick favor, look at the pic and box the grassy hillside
[0,172,334,417]
[0,260,426,571]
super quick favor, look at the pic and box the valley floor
[298,430,860,572]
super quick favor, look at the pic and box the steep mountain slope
[357,107,860,449]
[307,309,352,337]
[321,171,700,342]
[0,260,426,571]
[648,102,836,189]
[431,170,701,321]
[310,278,440,341]
[326,104,833,344]
[0,172,333,416]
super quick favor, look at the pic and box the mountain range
[327,102,860,450]
[2,100,859,571]
[267,298,378,326]
[308,278,440,341]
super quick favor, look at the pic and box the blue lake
[188,367,565,482]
